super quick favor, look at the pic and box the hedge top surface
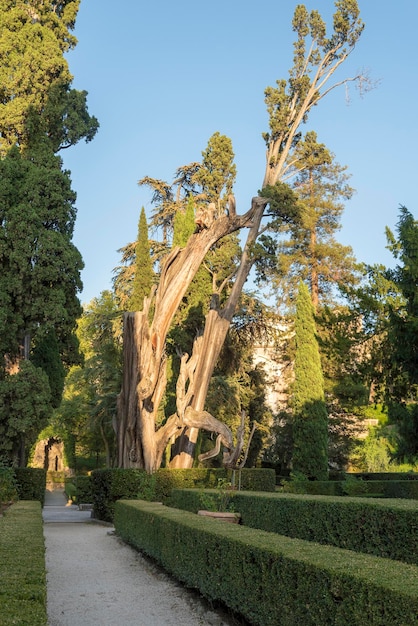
[116,500,418,598]
[246,491,418,511]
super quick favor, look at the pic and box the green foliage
[389,403,418,461]
[0,0,98,155]
[14,468,46,505]
[263,1,364,186]
[64,480,77,501]
[129,207,154,311]
[0,466,17,504]
[292,282,328,479]
[342,207,418,461]
[385,207,418,398]
[0,501,47,625]
[169,489,418,565]
[351,429,392,472]
[0,361,52,466]
[282,478,418,500]
[91,467,275,521]
[65,474,93,502]
[279,132,356,310]
[56,291,122,468]
[31,328,66,408]
[90,468,151,522]
[0,146,83,365]
[194,480,237,513]
[192,131,236,210]
[115,499,418,626]
[72,475,93,502]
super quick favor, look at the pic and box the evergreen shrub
[282,479,418,499]
[0,467,17,504]
[0,501,47,625]
[91,467,275,522]
[348,472,418,481]
[91,469,152,522]
[73,475,93,502]
[64,480,77,502]
[14,468,46,505]
[114,499,418,626]
[169,490,418,565]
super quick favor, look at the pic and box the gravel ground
[43,490,247,626]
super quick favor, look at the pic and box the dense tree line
[0,0,97,465]
[2,0,416,476]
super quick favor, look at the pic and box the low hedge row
[169,490,418,565]
[0,467,17,504]
[282,479,418,499]
[14,468,46,505]
[91,467,275,522]
[114,499,418,626]
[348,472,418,481]
[0,501,47,625]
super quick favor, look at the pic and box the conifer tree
[292,281,328,479]
[129,208,154,312]
[0,0,98,155]
[273,131,357,311]
[0,1,97,465]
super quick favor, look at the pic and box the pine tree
[129,208,154,312]
[275,131,357,311]
[292,281,328,479]
[0,0,98,155]
[172,195,196,247]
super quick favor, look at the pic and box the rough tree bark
[116,201,266,471]
[116,1,366,471]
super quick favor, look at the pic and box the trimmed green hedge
[73,475,93,501]
[0,467,17,504]
[114,500,418,626]
[0,501,47,625]
[348,472,418,481]
[65,475,93,503]
[14,468,46,505]
[282,479,418,499]
[91,467,275,522]
[169,491,418,566]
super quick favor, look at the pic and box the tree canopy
[0,0,97,465]
[115,0,368,472]
[0,0,98,155]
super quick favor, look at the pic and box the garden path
[42,489,241,626]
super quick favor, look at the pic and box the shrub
[0,501,47,625]
[74,475,93,502]
[14,468,46,505]
[0,466,17,504]
[281,478,418,499]
[170,491,418,566]
[64,480,77,502]
[91,467,275,522]
[114,500,418,626]
[91,469,151,522]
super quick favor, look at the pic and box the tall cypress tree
[292,281,328,479]
[129,207,154,312]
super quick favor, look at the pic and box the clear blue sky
[61,0,418,305]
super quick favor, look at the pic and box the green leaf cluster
[292,282,328,479]
[0,146,83,363]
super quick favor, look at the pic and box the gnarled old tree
[116,1,369,472]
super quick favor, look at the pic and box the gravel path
[43,490,244,626]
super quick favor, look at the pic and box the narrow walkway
[43,489,239,626]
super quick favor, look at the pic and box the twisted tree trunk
[116,200,266,472]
